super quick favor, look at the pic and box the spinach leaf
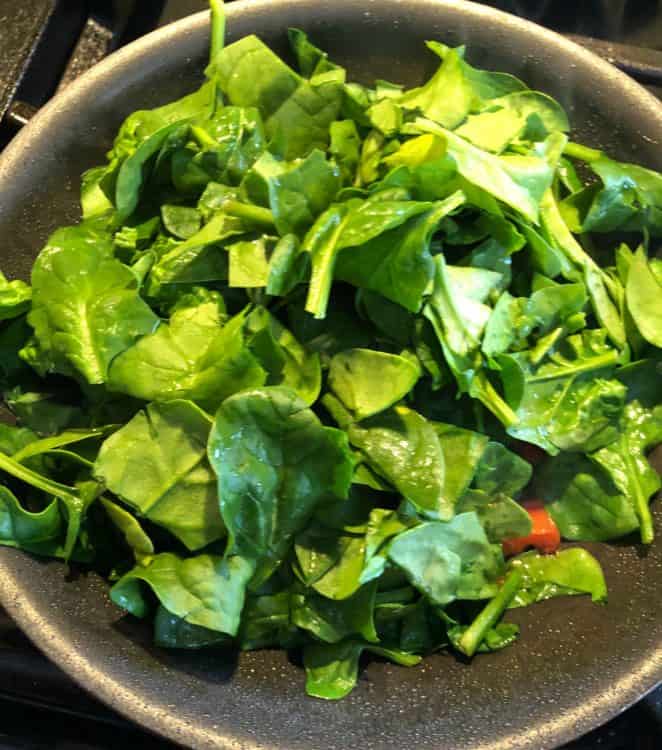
[304,196,434,318]
[294,523,365,600]
[329,120,361,183]
[625,247,662,348]
[292,582,378,643]
[209,35,342,159]
[539,190,625,347]
[448,568,522,657]
[456,490,532,543]
[387,513,503,605]
[239,591,299,650]
[432,423,489,504]
[266,234,308,296]
[505,331,624,453]
[111,552,254,635]
[4,386,83,436]
[0,272,31,321]
[94,401,224,551]
[472,441,532,497]
[29,223,159,384]
[108,304,265,411]
[245,306,321,406]
[161,205,201,239]
[540,453,638,542]
[0,448,99,559]
[348,406,449,519]
[207,387,354,586]
[154,605,229,649]
[561,152,662,236]
[0,485,64,556]
[591,401,662,544]
[456,91,569,153]
[409,120,552,223]
[328,349,420,420]
[303,640,420,700]
[100,498,154,564]
[335,192,465,313]
[507,548,607,607]
[244,150,341,236]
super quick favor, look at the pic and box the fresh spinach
[1,2,659,700]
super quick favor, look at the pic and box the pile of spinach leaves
[0,0,660,700]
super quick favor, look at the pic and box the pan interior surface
[0,2,660,749]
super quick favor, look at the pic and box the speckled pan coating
[0,2,660,748]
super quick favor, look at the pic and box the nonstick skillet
[0,2,660,749]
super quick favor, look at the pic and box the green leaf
[147,212,241,292]
[328,349,420,420]
[207,386,354,585]
[245,306,321,406]
[288,28,340,78]
[456,92,569,153]
[335,192,465,313]
[108,304,265,411]
[388,514,504,605]
[507,548,607,608]
[432,423,489,504]
[292,582,378,643]
[94,401,224,551]
[450,568,523,656]
[209,35,342,159]
[266,234,308,296]
[329,120,361,183]
[505,331,624,453]
[539,190,625,347]
[472,441,532,498]
[239,591,299,650]
[562,154,662,236]
[161,205,201,239]
[591,401,662,544]
[0,485,64,555]
[303,640,420,700]
[410,120,552,223]
[348,406,449,519]
[0,435,98,559]
[626,247,662,348]
[100,498,154,563]
[540,453,639,542]
[456,489,532,543]
[227,237,270,288]
[29,223,159,384]
[154,604,229,649]
[398,48,474,129]
[116,121,191,222]
[244,150,341,236]
[304,196,434,318]
[294,523,365,600]
[111,552,254,635]
[0,272,31,321]
[3,387,82,436]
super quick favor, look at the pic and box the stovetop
[0,2,661,749]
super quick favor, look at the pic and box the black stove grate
[0,1,661,749]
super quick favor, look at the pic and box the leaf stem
[563,141,603,163]
[209,0,226,62]
[457,569,523,658]
[223,200,275,229]
[0,450,78,502]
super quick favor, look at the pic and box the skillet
[0,1,661,748]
